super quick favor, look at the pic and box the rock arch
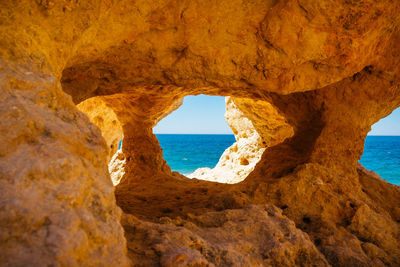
[1,0,400,265]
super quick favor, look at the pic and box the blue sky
[369,107,400,136]
[153,95,233,134]
[153,95,400,135]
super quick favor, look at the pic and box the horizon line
[153,133,400,136]
[154,133,234,135]
[367,134,400,136]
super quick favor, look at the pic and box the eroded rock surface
[1,0,400,266]
[109,149,126,186]
[122,205,329,266]
[77,96,123,160]
[0,63,130,266]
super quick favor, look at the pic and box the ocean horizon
[155,134,400,185]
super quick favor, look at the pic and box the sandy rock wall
[61,0,400,97]
[0,1,131,265]
[122,205,330,266]
[0,63,129,266]
[1,0,400,266]
[77,97,123,160]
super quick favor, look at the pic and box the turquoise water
[156,134,400,185]
[156,134,236,175]
[360,136,400,185]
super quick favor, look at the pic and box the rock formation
[1,0,400,266]
[122,205,330,266]
[188,97,293,183]
[77,96,123,160]
[109,149,126,186]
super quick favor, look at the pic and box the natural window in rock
[68,92,293,186]
[359,107,400,185]
[153,95,265,184]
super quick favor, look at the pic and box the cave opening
[65,88,295,187]
[359,107,400,185]
[153,94,263,184]
[153,95,234,176]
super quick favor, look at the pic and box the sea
[156,134,236,175]
[156,134,400,185]
[360,136,400,185]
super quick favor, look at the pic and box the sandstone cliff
[1,0,400,266]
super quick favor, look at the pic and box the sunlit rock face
[188,97,293,183]
[77,97,123,161]
[1,0,400,266]
[109,149,126,186]
[0,64,130,266]
[122,205,330,266]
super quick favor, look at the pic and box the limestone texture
[0,63,130,266]
[122,205,329,266]
[1,0,400,266]
[109,149,126,186]
[77,96,123,160]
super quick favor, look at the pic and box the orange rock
[0,0,400,266]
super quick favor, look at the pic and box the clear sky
[153,95,233,134]
[153,95,400,135]
[369,107,400,136]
